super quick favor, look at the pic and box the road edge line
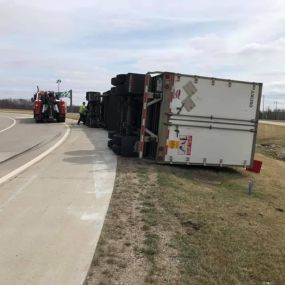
[0,116,16,133]
[0,124,70,186]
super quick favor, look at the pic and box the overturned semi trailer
[106,72,262,168]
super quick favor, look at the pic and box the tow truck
[32,90,66,123]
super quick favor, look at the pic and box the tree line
[259,108,285,120]
[0,98,32,110]
[0,98,79,112]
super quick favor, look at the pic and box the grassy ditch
[87,155,285,284]
[86,122,285,285]
[156,160,285,284]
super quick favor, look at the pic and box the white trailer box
[139,72,262,167]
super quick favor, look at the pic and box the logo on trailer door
[176,81,197,114]
[177,135,192,155]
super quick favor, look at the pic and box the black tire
[115,84,128,96]
[89,118,97,127]
[130,74,145,94]
[108,131,116,139]
[121,136,138,157]
[111,77,119,86]
[112,144,121,155]
[112,134,122,146]
[107,140,113,148]
[111,87,116,95]
[116,74,127,85]
[57,117,65,123]
[35,116,42,123]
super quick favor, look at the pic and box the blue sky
[0,0,285,108]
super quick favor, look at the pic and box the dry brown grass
[257,123,285,144]
[257,123,285,161]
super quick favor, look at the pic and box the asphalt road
[0,112,117,285]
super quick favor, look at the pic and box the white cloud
[0,0,284,107]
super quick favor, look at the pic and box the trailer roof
[147,71,263,86]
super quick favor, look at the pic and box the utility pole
[274,101,278,120]
[56,79,61,93]
[69,90,73,108]
[262,94,265,119]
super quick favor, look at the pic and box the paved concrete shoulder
[0,123,117,285]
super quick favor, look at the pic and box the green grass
[155,164,285,285]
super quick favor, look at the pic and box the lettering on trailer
[249,90,255,108]
[176,81,197,114]
[177,135,192,155]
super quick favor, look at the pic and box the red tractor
[32,90,66,123]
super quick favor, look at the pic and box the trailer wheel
[107,140,113,148]
[116,74,127,85]
[111,87,116,96]
[111,77,119,86]
[112,144,121,155]
[121,136,138,157]
[108,131,116,139]
[112,134,122,146]
[115,84,128,96]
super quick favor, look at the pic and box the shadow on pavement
[63,125,116,170]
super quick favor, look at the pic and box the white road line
[0,124,70,186]
[0,116,16,133]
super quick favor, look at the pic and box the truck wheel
[111,77,119,86]
[111,87,116,95]
[112,144,121,155]
[115,84,128,96]
[108,131,116,139]
[35,116,42,123]
[116,74,127,85]
[121,136,138,157]
[112,134,122,146]
[107,140,114,148]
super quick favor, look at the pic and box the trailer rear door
[163,74,262,166]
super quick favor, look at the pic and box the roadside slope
[86,124,285,284]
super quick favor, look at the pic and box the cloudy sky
[0,0,285,108]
